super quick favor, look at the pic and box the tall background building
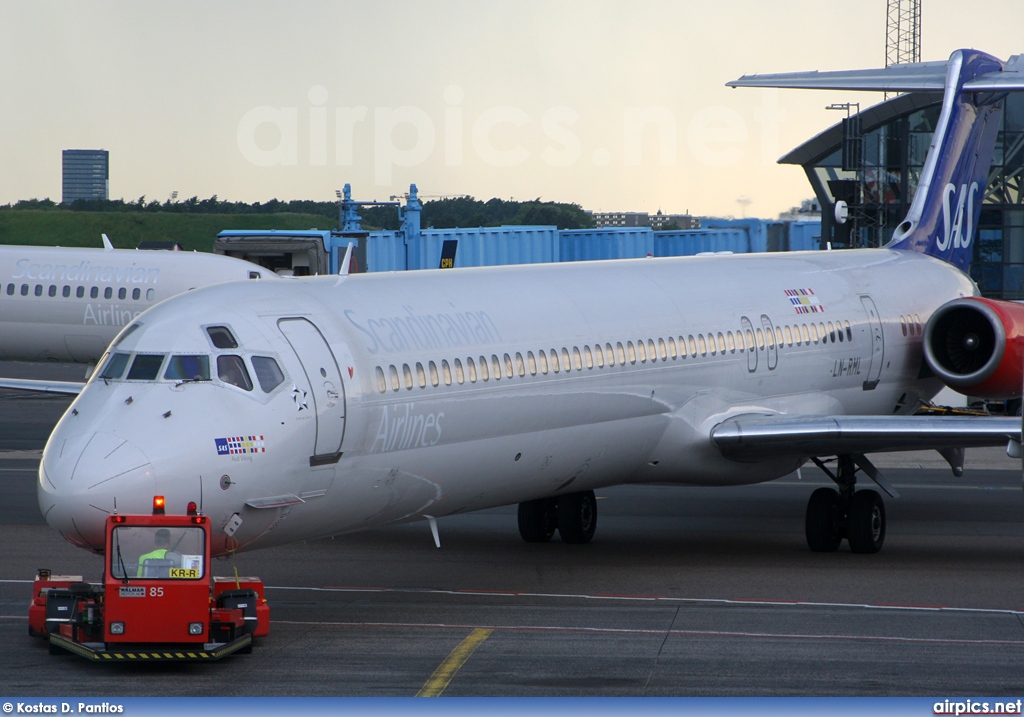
[589,210,700,230]
[61,149,108,203]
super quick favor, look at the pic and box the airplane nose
[39,431,155,551]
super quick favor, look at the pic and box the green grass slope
[0,211,334,252]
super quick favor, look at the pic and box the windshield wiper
[115,539,130,584]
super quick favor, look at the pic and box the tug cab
[29,497,269,661]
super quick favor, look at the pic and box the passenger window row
[3,282,156,301]
[373,318,857,393]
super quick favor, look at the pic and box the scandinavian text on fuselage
[345,305,501,355]
[12,259,160,284]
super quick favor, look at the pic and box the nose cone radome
[39,430,155,551]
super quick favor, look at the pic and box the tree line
[1,195,595,230]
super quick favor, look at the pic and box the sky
[2,0,1023,219]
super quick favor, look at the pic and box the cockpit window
[251,356,285,393]
[99,352,131,380]
[217,355,252,391]
[164,355,211,382]
[207,326,238,349]
[126,354,166,381]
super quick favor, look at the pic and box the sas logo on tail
[937,181,979,251]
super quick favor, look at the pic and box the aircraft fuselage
[38,248,974,554]
[0,245,275,363]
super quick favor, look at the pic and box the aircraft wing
[727,54,1024,92]
[0,378,85,395]
[711,414,1020,461]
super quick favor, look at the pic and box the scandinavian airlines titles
[345,305,501,355]
[12,259,161,284]
[370,403,445,453]
[83,304,143,326]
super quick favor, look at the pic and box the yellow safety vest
[136,548,168,577]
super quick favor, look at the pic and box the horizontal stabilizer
[728,53,1024,92]
[964,54,1024,90]
[712,414,1020,461]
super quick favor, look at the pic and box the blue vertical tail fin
[728,49,1024,272]
[887,50,1005,271]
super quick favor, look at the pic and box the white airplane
[0,238,277,391]
[37,49,1024,561]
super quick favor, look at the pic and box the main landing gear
[805,455,886,554]
[517,490,597,544]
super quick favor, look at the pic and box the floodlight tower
[885,0,921,68]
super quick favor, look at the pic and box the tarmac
[2,364,1023,696]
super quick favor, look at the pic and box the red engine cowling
[923,297,1024,399]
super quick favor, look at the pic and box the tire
[517,498,557,543]
[805,487,843,552]
[847,489,886,554]
[557,491,597,544]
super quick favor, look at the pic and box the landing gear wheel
[517,498,558,543]
[557,490,597,544]
[805,487,843,553]
[847,489,885,554]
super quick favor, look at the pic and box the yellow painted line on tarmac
[417,627,492,697]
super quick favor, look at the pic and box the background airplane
[36,49,1024,562]
[0,239,277,392]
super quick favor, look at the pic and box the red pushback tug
[28,496,269,661]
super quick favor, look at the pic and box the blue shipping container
[653,229,750,256]
[366,226,560,272]
[559,228,654,261]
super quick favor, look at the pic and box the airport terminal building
[787,92,1024,300]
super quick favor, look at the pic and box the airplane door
[740,316,757,373]
[859,295,885,390]
[760,314,778,370]
[277,318,346,465]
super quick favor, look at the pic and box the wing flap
[0,378,84,395]
[711,414,1020,461]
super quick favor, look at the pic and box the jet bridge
[214,228,368,276]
